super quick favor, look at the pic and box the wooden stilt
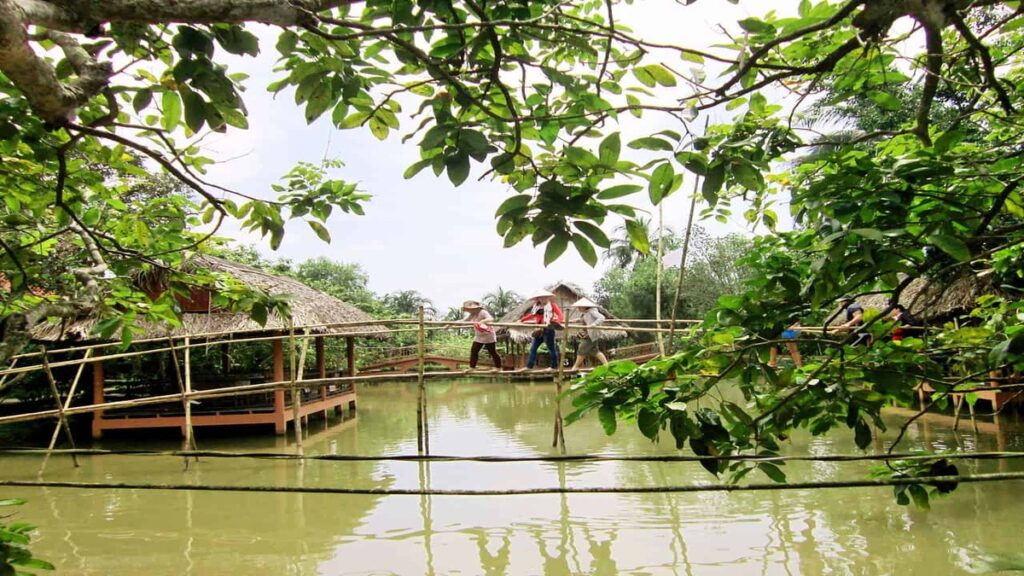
[91,360,105,439]
[39,348,79,468]
[316,336,328,420]
[272,338,286,434]
[346,336,356,377]
[167,338,198,467]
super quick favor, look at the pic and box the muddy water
[2,380,1024,575]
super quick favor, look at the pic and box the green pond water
[2,380,1024,575]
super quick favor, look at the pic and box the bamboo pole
[39,348,79,468]
[290,329,310,457]
[183,337,195,460]
[167,338,198,468]
[553,325,569,455]
[669,118,709,350]
[0,357,18,390]
[655,201,666,356]
[1,322,701,378]
[12,447,1024,465]
[416,307,425,455]
[4,471,1024,496]
[40,349,92,472]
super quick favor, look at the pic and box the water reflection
[1,380,1023,575]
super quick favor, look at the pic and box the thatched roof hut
[844,273,998,322]
[33,254,388,343]
[495,281,628,343]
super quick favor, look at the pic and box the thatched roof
[33,254,388,343]
[844,273,998,322]
[495,281,628,343]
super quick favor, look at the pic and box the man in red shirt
[520,290,563,370]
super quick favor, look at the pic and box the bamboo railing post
[39,348,79,468]
[0,357,18,390]
[167,338,198,466]
[655,202,666,357]
[183,337,197,463]
[669,118,708,351]
[416,306,428,455]
[288,328,304,454]
[40,348,93,472]
[553,324,569,455]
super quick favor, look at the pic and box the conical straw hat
[572,297,598,308]
[529,289,554,300]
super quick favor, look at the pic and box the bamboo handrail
[2,472,1023,496]
[7,447,1024,465]
[0,370,559,427]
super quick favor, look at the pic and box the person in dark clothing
[889,304,923,342]
[835,296,871,346]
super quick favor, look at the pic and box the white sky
[196,0,803,311]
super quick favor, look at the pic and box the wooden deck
[93,386,355,437]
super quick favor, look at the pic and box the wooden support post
[91,360,105,439]
[39,348,79,467]
[167,338,198,466]
[272,337,286,435]
[316,336,327,419]
[417,306,427,455]
[346,337,356,377]
[221,342,231,375]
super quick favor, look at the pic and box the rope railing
[2,472,1023,496]
[3,448,1024,465]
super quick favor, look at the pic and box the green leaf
[597,184,642,200]
[133,89,153,113]
[0,498,26,507]
[907,484,931,510]
[642,64,677,87]
[928,234,970,261]
[868,91,902,112]
[544,233,569,266]
[852,228,885,241]
[648,162,675,204]
[638,406,660,439]
[573,221,611,248]
[737,17,775,34]
[181,88,207,133]
[572,233,598,266]
[403,159,433,180]
[495,194,531,217]
[758,462,787,483]
[628,136,674,151]
[308,221,331,243]
[702,162,726,203]
[599,132,621,166]
[445,152,470,186]
[632,67,656,87]
[369,117,389,140]
[598,404,617,435]
[459,128,488,154]
[161,91,182,132]
[625,219,650,255]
